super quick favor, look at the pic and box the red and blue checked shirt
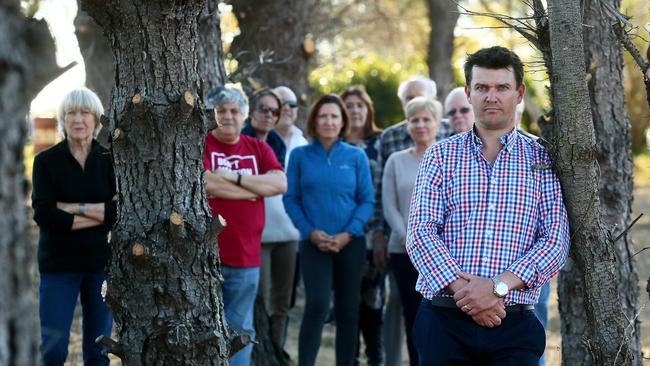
[406,128,569,305]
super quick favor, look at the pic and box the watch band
[79,203,86,215]
[236,174,242,186]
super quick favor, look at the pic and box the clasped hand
[309,230,351,253]
[453,271,506,328]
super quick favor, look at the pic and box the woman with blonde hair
[382,96,442,366]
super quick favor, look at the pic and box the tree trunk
[556,1,641,364]
[0,2,69,365]
[228,0,312,119]
[425,0,459,100]
[74,4,113,108]
[546,0,640,364]
[251,295,287,366]
[198,0,227,95]
[80,1,231,364]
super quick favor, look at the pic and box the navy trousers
[298,237,366,366]
[390,253,422,366]
[413,299,545,366]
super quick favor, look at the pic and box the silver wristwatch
[491,277,508,298]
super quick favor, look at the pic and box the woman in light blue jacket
[284,94,374,366]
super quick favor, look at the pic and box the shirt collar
[469,127,519,159]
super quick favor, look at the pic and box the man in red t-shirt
[203,87,286,366]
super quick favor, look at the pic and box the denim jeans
[222,265,260,366]
[39,271,112,366]
[534,282,551,366]
[299,237,365,366]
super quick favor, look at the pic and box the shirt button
[482,256,489,262]
[486,230,493,238]
[488,204,496,210]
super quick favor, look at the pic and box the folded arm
[209,169,286,198]
[204,170,259,200]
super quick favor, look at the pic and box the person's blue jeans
[221,265,260,366]
[390,253,422,366]
[299,237,365,366]
[534,282,551,366]
[39,271,112,366]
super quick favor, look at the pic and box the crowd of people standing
[32,46,566,366]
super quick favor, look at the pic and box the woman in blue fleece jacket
[284,94,374,366]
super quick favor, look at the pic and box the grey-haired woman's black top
[32,139,117,273]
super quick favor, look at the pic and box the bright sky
[30,0,85,117]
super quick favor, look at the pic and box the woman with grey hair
[32,87,116,365]
[382,96,441,366]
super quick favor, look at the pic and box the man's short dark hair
[464,46,524,88]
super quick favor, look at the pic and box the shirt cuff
[426,258,462,294]
[506,259,539,290]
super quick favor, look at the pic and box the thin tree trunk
[251,295,287,366]
[228,0,313,125]
[556,1,641,364]
[80,1,231,364]
[74,4,113,108]
[198,0,227,95]
[425,0,459,100]
[547,0,639,364]
[0,2,70,364]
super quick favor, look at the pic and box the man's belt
[426,296,534,313]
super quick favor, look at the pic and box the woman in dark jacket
[32,88,116,366]
[341,85,385,366]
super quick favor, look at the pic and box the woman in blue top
[284,94,374,366]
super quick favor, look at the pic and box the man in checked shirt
[407,46,570,365]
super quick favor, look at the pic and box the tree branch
[613,23,650,74]
[612,213,643,244]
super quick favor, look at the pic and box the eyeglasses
[446,107,472,117]
[282,100,298,108]
[256,105,280,117]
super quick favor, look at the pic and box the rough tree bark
[0,2,71,365]
[425,0,459,99]
[77,0,227,141]
[80,1,233,364]
[546,0,640,364]
[228,0,312,107]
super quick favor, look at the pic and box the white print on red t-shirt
[210,152,259,176]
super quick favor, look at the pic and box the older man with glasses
[444,86,475,135]
[274,86,308,162]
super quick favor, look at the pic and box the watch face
[496,282,508,296]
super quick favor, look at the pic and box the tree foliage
[310,54,427,128]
